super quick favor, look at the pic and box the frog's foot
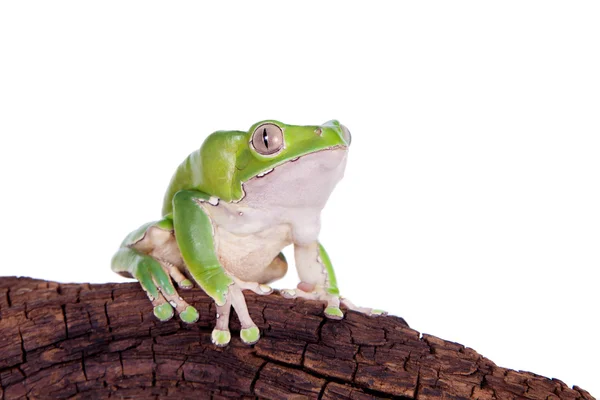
[143,281,199,324]
[340,297,387,317]
[139,263,199,324]
[151,296,175,322]
[211,283,261,346]
[280,286,344,320]
[112,247,200,324]
[151,296,198,324]
[232,277,273,296]
[147,277,199,324]
[144,269,197,324]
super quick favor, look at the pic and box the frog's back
[161,130,247,216]
[161,148,203,216]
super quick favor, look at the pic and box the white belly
[201,148,347,282]
[215,223,292,281]
[202,199,321,282]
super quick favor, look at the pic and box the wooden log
[0,277,595,399]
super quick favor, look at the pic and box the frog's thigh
[134,223,193,289]
[255,252,288,284]
[231,253,287,295]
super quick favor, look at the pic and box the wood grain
[0,277,595,399]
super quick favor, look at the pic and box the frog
[111,119,383,347]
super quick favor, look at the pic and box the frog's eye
[251,123,284,155]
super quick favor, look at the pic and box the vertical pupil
[263,128,269,149]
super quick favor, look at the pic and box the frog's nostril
[341,125,352,146]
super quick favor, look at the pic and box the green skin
[112,119,383,346]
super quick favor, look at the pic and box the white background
[1,1,598,396]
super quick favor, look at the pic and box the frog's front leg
[282,241,386,319]
[172,189,268,346]
[281,241,343,318]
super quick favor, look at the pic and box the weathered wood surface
[0,277,595,400]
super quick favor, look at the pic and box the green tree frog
[111,120,383,346]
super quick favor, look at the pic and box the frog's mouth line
[255,168,275,178]
[252,145,346,180]
[255,155,302,178]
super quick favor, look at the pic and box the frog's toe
[179,305,199,323]
[241,328,260,345]
[240,326,260,345]
[178,279,194,289]
[340,298,386,317]
[232,278,273,296]
[280,289,296,299]
[324,305,344,320]
[211,329,231,347]
[157,282,198,322]
[159,260,193,290]
[257,284,273,295]
[240,282,272,296]
[153,302,175,321]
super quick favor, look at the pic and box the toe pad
[179,305,200,323]
[324,306,344,320]
[240,326,260,345]
[211,329,231,346]
[153,303,174,321]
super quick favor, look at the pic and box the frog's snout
[340,124,352,146]
[321,119,351,147]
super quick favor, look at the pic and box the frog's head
[230,120,351,205]
[239,119,350,176]
[195,120,350,204]
[193,120,350,201]
[235,120,351,206]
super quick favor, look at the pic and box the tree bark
[0,277,594,400]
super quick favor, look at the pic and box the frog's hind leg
[111,219,199,323]
[129,220,193,290]
[257,252,288,284]
[112,247,175,321]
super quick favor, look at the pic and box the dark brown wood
[0,277,595,400]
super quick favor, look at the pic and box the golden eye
[252,123,284,155]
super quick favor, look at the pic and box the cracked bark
[0,277,595,400]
